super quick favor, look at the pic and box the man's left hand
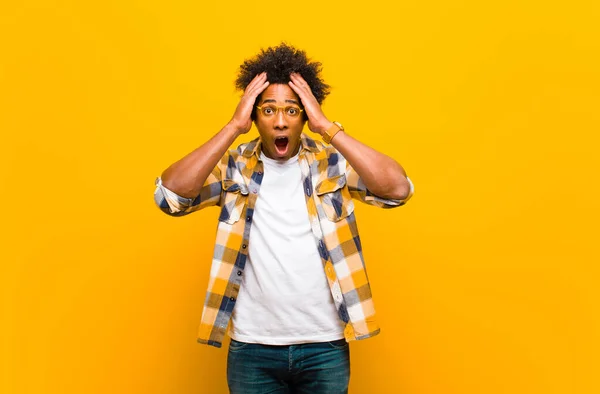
[288,72,333,135]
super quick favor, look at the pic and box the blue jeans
[226,338,350,394]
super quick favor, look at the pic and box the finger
[289,73,304,88]
[289,76,309,93]
[239,81,269,118]
[288,80,308,102]
[290,77,313,99]
[246,74,267,94]
[239,78,267,106]
[288,80,300,94]
[254,80,270,96]
[290,73,309,89]
[245,72,267,93]
[289,79,315,103]
[247,80,269,99]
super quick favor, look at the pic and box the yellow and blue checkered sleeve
[154,163,223,216]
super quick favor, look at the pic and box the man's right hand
[229,72,270,135]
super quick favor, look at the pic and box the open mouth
[274,136,289,156]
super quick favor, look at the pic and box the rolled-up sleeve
[154,163,223,216]
[345,162,414,208]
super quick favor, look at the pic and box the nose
[273,109,288,130]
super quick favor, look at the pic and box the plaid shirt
[154,133,414,348]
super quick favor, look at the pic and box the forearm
[329,130,410,200]
[161,122,239,199]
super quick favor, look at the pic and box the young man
[154,43,414,393]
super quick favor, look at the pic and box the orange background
[2,1,599,393]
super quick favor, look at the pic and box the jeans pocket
[326,339,348,349]
[228,339,250,352]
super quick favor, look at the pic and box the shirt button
[237,270,242,276]
[230,297,235,301]
[246,216,251,222]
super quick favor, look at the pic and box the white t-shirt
[228,150,346,344]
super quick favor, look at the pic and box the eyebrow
[260,99,300,105]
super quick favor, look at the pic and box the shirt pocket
[315,174,355,222]
[218,179,249,224]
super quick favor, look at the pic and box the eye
[286,107,298,116]
[263,107,274,115]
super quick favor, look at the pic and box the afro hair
[235,42,330,120]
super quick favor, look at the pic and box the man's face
[254,83,306,161]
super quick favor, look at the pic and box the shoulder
[302,135,348,177]
[219,136,260,164]
[302,133,346,162]
[234,136,259,157]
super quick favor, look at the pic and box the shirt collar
[241,132,320,159]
